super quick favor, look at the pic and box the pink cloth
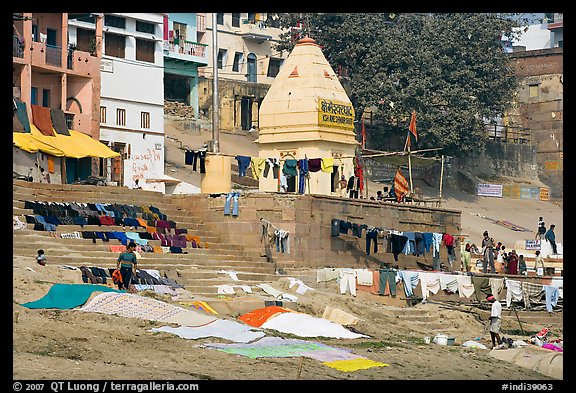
[541,343,563,352]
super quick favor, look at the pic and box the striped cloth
[521,281,545,309]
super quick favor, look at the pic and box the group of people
[481,231,528,275]
[535,216,558,255]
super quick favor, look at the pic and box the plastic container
[447,337,455,346]
[424,336,431,344]
[434,334,448,345]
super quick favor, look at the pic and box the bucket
[434,334,448,346]
[447,337,455,346]
[424,336,431,344]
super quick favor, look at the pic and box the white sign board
[477,183,503,198]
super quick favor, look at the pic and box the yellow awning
[18,124,121,159]
[68,130,120,159]
[13,131,66,156]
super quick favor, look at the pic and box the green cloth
[21,283,123,309]
[219,342,328,359]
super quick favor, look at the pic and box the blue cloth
[236,156,251,177]
[20,283,122,309]
[224,192,240,216]
[283,159,297,177]
[366,229,378,255]
[402,232,416,255]
[422,232,433,254]
[297,159,308,194]
[397,270,420,297]
[544,285,559,312]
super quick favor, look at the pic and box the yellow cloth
[321,157,335,173]
[250,157,266,180]
[322,358,388,372]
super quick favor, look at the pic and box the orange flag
[393,168,409,202]
[409,111,417,141]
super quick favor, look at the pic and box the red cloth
[442,233,455,247]
[31,104,55,136]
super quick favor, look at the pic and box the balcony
[239,19,272,43]
[13,35,24,58]
[163,40,208,65]
[547,13,563,31]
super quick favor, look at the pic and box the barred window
[104,15,126,29]
[100,106,106,123]
[141,111,150,129]
[136,20,155,34]
[116,108,126,126]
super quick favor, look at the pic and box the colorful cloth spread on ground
[238,305,293,327]
[322,358,388,371]
[150,319,265,343]
[20,283,122,309]
[469,212,531,232]
[78,292,217,326]
[202,337,386,371]
[259,311,369,339]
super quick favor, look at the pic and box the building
[511,13,563,51]
[197,13,290,132]
[256,37,358,196]
[92,13,167,191]
[163,13,209,119]
[12,12,120,184]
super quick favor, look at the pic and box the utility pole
[211,13,220,153]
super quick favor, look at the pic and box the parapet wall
[170,192,462,271]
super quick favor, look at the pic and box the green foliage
[275,13,531,157]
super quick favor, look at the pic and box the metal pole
[211,13,220,153]
[439,154,444,202]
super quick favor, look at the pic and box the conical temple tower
[256,36,359,195]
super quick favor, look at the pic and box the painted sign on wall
[318,99,354,130]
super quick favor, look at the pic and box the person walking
[545,224,558,255]
[486,294,502,349]
[536,217,546,240]
[481,231,496,274]
[116,242,138,290]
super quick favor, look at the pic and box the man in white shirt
[487,294,502,349]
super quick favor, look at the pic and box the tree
[275,13,531,157]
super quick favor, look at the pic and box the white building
[95,13,166,191]
[511,13,563,51]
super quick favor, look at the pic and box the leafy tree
[274,13,531,157]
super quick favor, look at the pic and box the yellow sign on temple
[318,99,355,130]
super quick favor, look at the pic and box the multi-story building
[163,13,209,119]
[12,12,113,184]
[81,13,166,190]
[197,13,290,132]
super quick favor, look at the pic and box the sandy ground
[12,257,561,382]
[12,126,564,383]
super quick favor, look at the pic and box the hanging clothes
[283,159,297,177]
[264,158,280,179]
[307,158,322,172]
[321,157,334,173]
[185,150,194,165]
[338,268,357,296]
[250,157,266,180]
[389,233,408,261]
[297,158,309,194]
[235,155,252,177]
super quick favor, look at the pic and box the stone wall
[170,192,462,271]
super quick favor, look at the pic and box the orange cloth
[152,245,163,253]
[356,270,379,295]
[146,227,157,234]
[109,245,126,253]
[238,306,293,327]
[47,156,55,173]
[112,269,123,284]
[136,218,149,228]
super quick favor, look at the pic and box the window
[216,13,224,25]
[136,39,155,63]
[232,52,243,72]
[558,40,563,48]
[141,112,150,129]
[31,87,37,105]
[105,33,125,58]
[217,48,227,69]
[529,84,539,98]
[76,28,93,53]
[136,20,155,34]
[100,106,107,123]
[232,13,241,27]
[267,58,283,77]
[65,113,74,130]
[173,22,186,42]
[104,15,126,29]
[116,108,126,126]
[42,89,51,107]
[32,25,38,42]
